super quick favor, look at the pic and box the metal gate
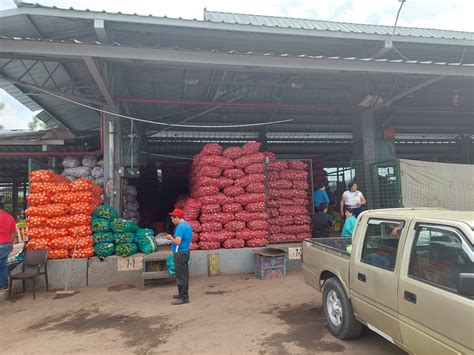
[0,178,28,219]
[349,160,402,209]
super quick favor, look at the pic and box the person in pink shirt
[0,201,16,290]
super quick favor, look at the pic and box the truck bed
[302,238,352,292]
[305,238,352,257]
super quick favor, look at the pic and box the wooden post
[208,254,220,277]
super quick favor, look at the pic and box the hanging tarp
[399,159,474,211]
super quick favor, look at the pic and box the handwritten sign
[288,247,302,260]
[117,255,143,271]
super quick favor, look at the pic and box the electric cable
[390,0,410,61]
[28,85,294,129]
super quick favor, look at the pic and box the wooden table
[141,248,175,289]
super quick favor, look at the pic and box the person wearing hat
[166,208,192,305]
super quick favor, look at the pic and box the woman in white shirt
[340,181,367,217]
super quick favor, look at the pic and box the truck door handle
[404,291,417,304]
[358,273,366,282]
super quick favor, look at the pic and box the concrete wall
[10,243,302,292]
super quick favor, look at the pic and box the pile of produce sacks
[266,160,312,243]
[91,205,157,257]
[25,170,102,259]
[188,142,270,250]
[122,180,139,223]
[61,156,105,187]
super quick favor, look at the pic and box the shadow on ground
[261,303,346,354]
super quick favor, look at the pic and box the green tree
[28,116,49,130]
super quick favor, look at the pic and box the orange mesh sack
[69,202,96,215]
[27,193,52,206]
[48,249,69,259]
[69,225,92,237]
[30,182,70,194]
[49,236,76,250]
[26,238,50,250]
[70,247,94,258]
[25,204,69,218]
[30,170,69,183]
[26,216,48,228]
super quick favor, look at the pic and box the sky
[0,0,472,129]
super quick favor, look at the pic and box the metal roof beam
[1,39,473,77]
[83,56,115,107]
[0,139,64,145]
[0,75,106,106]
[94,19,109,43]
[368,76,447,112]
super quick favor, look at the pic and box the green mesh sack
[136,228,155,238]
[113,232,134,244]
[135,235,157,254]
[91,218,111,233]
[93,232,114,243]
[92,205,118,220]
[111,218,138,233]
[116,243,138,257]
[94,242,115,257]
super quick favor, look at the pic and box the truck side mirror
[458,273,474,296]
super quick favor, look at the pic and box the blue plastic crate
[255,248,287,280]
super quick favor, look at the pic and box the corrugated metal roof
[0,56,100,130]
[8,3,473,45]
[204,10,473,41]
[0,79,60,126]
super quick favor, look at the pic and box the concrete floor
[1,271,405,355]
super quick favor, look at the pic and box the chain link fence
[326,160,402,211]
[0,178,28,219]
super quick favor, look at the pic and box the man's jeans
[174,251,190,300]
[0,243,13,288]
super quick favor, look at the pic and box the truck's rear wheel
[322,277,364,340]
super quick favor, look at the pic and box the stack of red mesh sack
[25,170,102,259]
[188,142,269,250]
[266,160,312,243]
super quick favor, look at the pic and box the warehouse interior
[0,3,473,217]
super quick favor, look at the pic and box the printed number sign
[117,255,143,271]
[288,247,302,260]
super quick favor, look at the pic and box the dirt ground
[1,271,405,355]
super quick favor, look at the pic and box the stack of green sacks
[92,206,118,257]
[135,228,157,254]
[91,206,157,257]
[111,218,138,257]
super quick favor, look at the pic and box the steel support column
[103,107,123,214]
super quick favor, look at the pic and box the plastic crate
[255,248,287,280]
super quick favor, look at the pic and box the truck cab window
[361,219,404,271]
[409,226,474,293]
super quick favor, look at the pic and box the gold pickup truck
[302,209,473,354]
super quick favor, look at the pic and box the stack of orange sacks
[25,170,102,259]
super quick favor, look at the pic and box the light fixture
[358,94,384,107]
[184,78,199,85]
[290,81,304,89]
[451,90,460,106]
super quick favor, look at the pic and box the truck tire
[322,277,364,340]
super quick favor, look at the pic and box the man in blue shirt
[166,208,192,305]
[314,183,330,209]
